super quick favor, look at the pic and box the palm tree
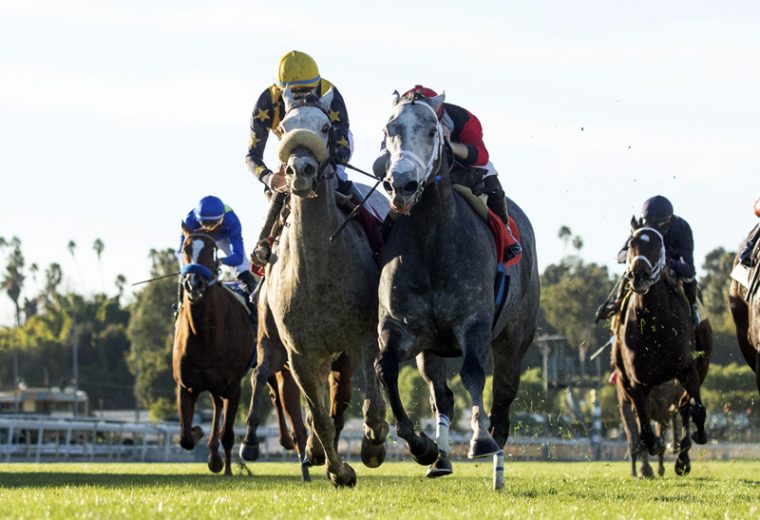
[45,263,63,295]
[572,235,584,252]
[67,240,77,259]
[1,237,25,411]
[558,226,572,253]
[115,274,127,298]
[93,238,105,292]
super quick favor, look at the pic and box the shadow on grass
[0,472,303,489]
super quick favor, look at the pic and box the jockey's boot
[251,192,287,267]
[594,276,628,323]
[739,224,760,266]
[237,271,259,322]
[484,175,522,261]
[684,279,700,325]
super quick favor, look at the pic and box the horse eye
[428,127,436,138]
[321,123,329,134]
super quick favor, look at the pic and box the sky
[1,0,758,325]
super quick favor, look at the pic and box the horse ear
[320,87,334,112]
[630,215,640,231]
[428,93,446,115]
[282,85,296,112]
[391,90,401,106]
[181,220,190,236]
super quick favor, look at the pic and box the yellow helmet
[275,50,320,89]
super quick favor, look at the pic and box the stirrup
[691,304,700,325]
[504,243,522,262]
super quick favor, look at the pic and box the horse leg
[289,352,355,488]
[489,335,529,449]
[268,376,293,450]
[220,384,241,477]
[417,352,454,478]
[177,386,203,451]
[240,336,284,461]
[756,351,760,397]
[328,352,354,451]
[376,324,438,466]
[654,421,665,477]
[629,387,663,457]
[276,369,311,482]
[459,321,500,459]
[617,381,643,478]
[358,337,388,469]
[678,364,708,445]
[207,394,225,473]
[675,396,692,476]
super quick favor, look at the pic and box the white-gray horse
[375,92,539,485]
[258,87,389,487]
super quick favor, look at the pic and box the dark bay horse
[376,92,539,482]
[173,228,256,475]
[612,221,709,462]
[729,237,760,397]
[258,87,390,487]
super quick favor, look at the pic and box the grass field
[1,460,759,519]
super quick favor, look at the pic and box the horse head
[179,226,219,303]
[381,91,446,214]
[625,217,667,294]
[276,86,335,197]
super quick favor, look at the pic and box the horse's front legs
[274,369,311,482]
[417,351,454,477]
[219,384,241,476]
[289,352,355,488]
[675,397,693,476]
[678,363,708,445]
[358,337,388,469]
[177,386,203,451]
[628,386,663,457]
[207,394,225,473]
[376,323,438,466]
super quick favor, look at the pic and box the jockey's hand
[268,165,288,193]
[332,145,350,165]
[441,124,451,143]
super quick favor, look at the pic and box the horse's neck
[629,279,677,318]
[408,174,456,235]
[283,180,340,269]
[185,287,221,337]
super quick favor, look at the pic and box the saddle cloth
[451,184,523,269]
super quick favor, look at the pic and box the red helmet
[402,85,443,117]
[402,85,438,98]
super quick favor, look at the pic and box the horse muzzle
[383,167,421,214]
[285,152,319,197]
[183,275,208,303]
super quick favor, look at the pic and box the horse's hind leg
[268,376,293,450]
[207,394,225,474]
[459,321,500,459]
[675,393,693,476]
[489,335,530,449]
[617,381,644,478]
[417,352,454,478]
[289,352,356,488]
[376,323,438,466]
[276,369,311,482]
[629,387,663,457]
[654,421,665,477]
[177,386,203,451]
[220,384,241,476]
[329,352,354,451]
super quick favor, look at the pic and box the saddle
[730,232,760,301]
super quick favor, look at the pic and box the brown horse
[172,228,256,475]
[729,237,760,397]
[612,221,709,462]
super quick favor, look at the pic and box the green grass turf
[0,460,758,519]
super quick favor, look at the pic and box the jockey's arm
[219,214,245,267]
[326,86,351,164]
[245,88,276,187]
[669,220,696,279]
[444,104,490,166]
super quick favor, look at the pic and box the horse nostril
[285,164,295,176]
[402,181,418,195]
[304,163,315,175]
[382,181,393,194]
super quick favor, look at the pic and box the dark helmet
[194,196,226,230]
[641,195,673,231]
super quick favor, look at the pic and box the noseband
[626,227,666,291]
[281,98,336,184]
[385,99,445,206]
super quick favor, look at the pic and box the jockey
[176,195,258,314]
[245,50,354,266]
[738,194,760,266]
[384,85,521,261]
[596,195,701,325]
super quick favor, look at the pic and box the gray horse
[259,87,389,487]
[375,92,539,480]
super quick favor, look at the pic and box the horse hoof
[691,431,708,445]
[468,437,500,459]
[191,425,205,443]
[306,448,325,467]
[675,456,691,476]
[360,436,386,468]
[657,465,665,477]
[328,463,356,488]
[426,451,453,478]
[639,465,655,479]
[208,451,224,473]
[179,438,195,451]
[279,435,295,451]
[411,432,439,466]
[647,437,665,457]
[239,442,260,462]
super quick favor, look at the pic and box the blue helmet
[194,196,226,228]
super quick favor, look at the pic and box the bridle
[626,227,666,293]
[280,96,336,183]
[384,98,446,206]
[180,233,219,289]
